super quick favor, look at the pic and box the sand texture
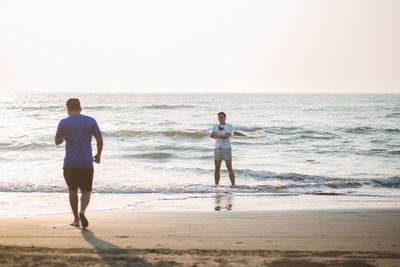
[0,210,399,266]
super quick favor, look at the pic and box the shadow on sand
[81,229,173,266]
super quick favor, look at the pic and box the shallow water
[1,93,399,215]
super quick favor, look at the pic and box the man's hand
[94,136,103,164]
[210,132,217,139]
[93,154,101,164]
[55,137,64,145]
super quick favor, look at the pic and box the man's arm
[55,137,64,145]
[217,132,231,139]
[93,136,103,164]
[210,125,218,139]
[55,121,64,145]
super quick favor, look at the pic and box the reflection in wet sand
[214,194,233,211]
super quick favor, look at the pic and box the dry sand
[0,209,399,266]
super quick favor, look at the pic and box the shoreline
[1,209,399,266]
[1,192,399,217]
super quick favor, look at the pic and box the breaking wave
[1,171,397,195]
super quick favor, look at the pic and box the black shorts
[63,167,94,192]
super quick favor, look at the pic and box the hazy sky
[1,0,399,93]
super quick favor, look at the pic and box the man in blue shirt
[55,98,103,229]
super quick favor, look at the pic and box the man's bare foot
[79,212,89,229]
[70,220,80,227]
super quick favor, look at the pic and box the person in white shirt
[210,112,235,186]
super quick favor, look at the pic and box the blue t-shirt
[56,114,102,168]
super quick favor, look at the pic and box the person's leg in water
[214,160,222,185]
[68,188,80,227]
[225,160,235,186]
[79,191,91,229]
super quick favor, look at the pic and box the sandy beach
[0,209,399,266]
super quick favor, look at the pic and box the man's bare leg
[214,160,222,185]
[68,188,79,227]
[80,191,91,213]
[79,191,91,229]
[225,160,235,186]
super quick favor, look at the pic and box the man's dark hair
[218,112,226,118]
[66,98,81,111]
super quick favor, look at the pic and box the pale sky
[1,0,399,93]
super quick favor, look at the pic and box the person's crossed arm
[210,132,231,139]
[217,132,231,139]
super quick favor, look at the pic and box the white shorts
[214,148,232,161]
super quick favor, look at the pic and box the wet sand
[0,209,399,266]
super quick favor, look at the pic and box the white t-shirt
[211,123,233,149]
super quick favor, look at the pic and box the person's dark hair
[66,98,81,111]
[218,112,226,118]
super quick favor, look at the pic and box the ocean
[1,93,399,216]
